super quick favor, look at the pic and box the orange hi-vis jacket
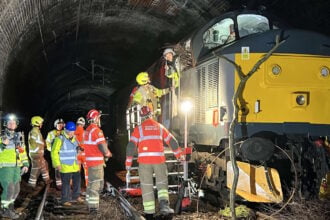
[126,118,182,167]
[75,125,85,163]
[84,124,107,167]
[75,126,84,147]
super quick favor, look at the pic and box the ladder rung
[128,172,184,181]
[153,185,179,189]
[166,160,179,163]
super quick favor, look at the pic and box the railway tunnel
[0,0,330,218]
[1,0,330,166]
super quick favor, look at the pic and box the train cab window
[237,14,270,38]
[202,18,235,50]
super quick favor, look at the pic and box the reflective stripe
[0,162,19,167]
[86,157,104,161]
[158,189,169,199]
[138,125,143,137]
[29,147,40,153]
[59,135,78,165]
[95,137,105,143]
[143,200,155,212]
[86,128,97,142]
[140,135,162,141]
[1,200,11,208]
[164,133,172,143]
[36,140,44,144]
[126,158,133,162]
[138,152,164,157]
[60,156,76,160]
[160,127,163,138]
[130,136,139,143]
[84,140,98,145]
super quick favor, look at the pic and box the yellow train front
[166,10,330,203]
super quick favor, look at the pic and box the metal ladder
[125,105,184,192]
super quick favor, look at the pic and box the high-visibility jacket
[46,129,63,151]
[51,133,80,173]
[126,118,182,166]
[75,125,86,163]
[28,127,45,158]
[74,126,84,147]
[84,124,108,167]
[132,84,169,115]
[0,129,29,168]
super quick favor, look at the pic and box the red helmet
[87,109,101,120]
[140,106,152,117]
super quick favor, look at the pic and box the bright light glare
[8,114,16,121]
[181,100,193,113]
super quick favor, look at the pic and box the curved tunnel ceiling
[0,0,329,130]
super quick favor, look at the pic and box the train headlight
[271,64,281,75]
[320,66,329,78]
[296,95,306,105]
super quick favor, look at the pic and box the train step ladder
[125,105,185,194]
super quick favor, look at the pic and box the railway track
[14,181,145,220]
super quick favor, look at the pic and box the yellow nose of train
[236,53,330,125]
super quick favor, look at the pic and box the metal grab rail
[126,105,142,140]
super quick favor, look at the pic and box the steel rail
[110,185,145,220]
[35,183,50,220]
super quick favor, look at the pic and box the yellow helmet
[136,72,150,85]
[31,116,44,126]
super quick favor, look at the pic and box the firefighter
[130,72,170,117]
[163,48,180,88]
[46,118,65,189]
[0,114,29,219]
[84,109,112,214]
[75,117,88,187]
[27,116,50,188]
[125,106,183,218]
[51,121,84,206]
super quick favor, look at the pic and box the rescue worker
[27,116,50,188]
[84,109,112,214]
[162,48,181,128]
[46,118,65,189]
[129,72,170,117]
[125,106,183,218]
[163,48,180,88]
[0,114,29,219]
[75,117,88,187]
[51,121,84,206]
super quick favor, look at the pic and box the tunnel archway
[0,0,329,136]
[0,0,232,132]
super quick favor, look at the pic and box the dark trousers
[60,171,81,203]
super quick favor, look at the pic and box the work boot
[159,200,174,215]
[1,208,20,219]
[143,213,154,220]
[89,208,98,215]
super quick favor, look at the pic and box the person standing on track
[84,109,112,215]
[51,121,84,206]
[125,106,183,219]
[0,114,29,219]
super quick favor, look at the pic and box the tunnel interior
[1,0,330,165]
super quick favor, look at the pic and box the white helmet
[76,117,85,126]
[163,48,175,57]
[54,118,65,128]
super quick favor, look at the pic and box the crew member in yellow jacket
[0,114,29,219]
[51,121,84,206]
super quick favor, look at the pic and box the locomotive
[145,9,330,203]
